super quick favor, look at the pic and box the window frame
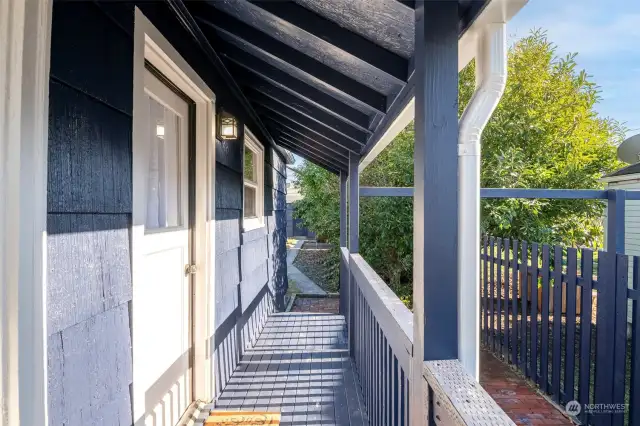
[243,127,265,231]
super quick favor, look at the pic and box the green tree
[293,30,624,297]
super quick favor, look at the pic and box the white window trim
[0,0,52,424]
[243,127,265,231]
[132,7,217,413]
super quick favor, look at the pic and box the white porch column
[0,0,52,424]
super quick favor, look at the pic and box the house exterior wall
[45,2,287,424]
[605,178,640,324]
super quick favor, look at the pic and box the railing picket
[540,244,551,392]
[393,356,399,425]
[521,240,528,373]
[484,235,489,345]
[564,247,577,403]
[490,237,496,352]
[400,367,406,426]
[612,254,628,426]
[503,238,510,360]
[630,256,640,426]
[512,239,519,365]
[552,245,563,403]
[578,249,593,426]
[595,250,615,426]
[497,238,503,356]
[530,243,539,382]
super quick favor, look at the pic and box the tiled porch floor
[202,313,368,425]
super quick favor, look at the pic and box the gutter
[458,23,507,381]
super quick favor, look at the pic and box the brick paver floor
[480,348,573,425]
[290,296,340,313]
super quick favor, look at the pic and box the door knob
[185,264,197,275]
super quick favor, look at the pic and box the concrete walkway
[287,240,326,295]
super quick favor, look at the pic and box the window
[243,128,264,230]
[144,70,189,231]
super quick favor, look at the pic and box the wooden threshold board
[205,411,280,425]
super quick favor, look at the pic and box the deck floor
[202,313,368,425]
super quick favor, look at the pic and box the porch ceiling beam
[195,13,388,113]
[246,0,409,82]
[278,136,347,169]
[272,129,349,165]
[265,120,350,160]
[221,50,372,131]
[276,138,346,172]
[277,140,341,174]
[164,0,276,148]
[253,102,364,153]
[246,87,370,145]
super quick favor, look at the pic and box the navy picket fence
[481,236,640,426]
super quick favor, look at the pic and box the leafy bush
[293,30,624,298]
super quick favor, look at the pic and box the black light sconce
[218,109,238,140]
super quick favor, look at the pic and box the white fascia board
[358,0,528,174]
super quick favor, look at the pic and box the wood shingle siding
[46,1,288,424]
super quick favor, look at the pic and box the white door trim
[132,8,216,421]
[0,0,52,425]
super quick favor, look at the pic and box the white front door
[134,68,193,426]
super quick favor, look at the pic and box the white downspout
[458,23,507,380]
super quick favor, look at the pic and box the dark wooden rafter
[264,118,350,159]
[277,140,341,173]
[270,127,349,165]
[276,137,347,172]
[245,87,370,144]
[194,12,388,113]
[221,50,372,130]
[163,0,276,146]
[246,0,409,81]
[252,100,364,153]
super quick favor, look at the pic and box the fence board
[564,247,577,403]
[630,257,640,426]
[512,239,519,366]
[530,243,539,382]
[541,245,551,393]
[521,240,529,373]
[504,238,510,360]
[578,249,593,426]
[490,237,496,352]
[552,245,563,403]
[497,238,503,356]
[595,250,615,426]
[612,254,628,426]
[484,235,489,346]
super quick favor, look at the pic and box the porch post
[411,1,459,424]
[0,0,52,424]
[348,153,359,355]
[607,189,626,254]
[340,171,347,247]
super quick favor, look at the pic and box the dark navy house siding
[45,2,287,425]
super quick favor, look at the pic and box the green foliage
[471,30,625,247]
[293,30,624,296]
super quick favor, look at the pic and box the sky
[289,0,640,168]
[509,0,640,137]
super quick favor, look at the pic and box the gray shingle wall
[46,1,288,423]
[46,3,134,425]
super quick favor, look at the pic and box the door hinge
[185,264,197,276]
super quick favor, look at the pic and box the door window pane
[244,185,257,218]
[146,95,182,229]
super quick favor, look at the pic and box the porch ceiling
[185,0,488,173]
